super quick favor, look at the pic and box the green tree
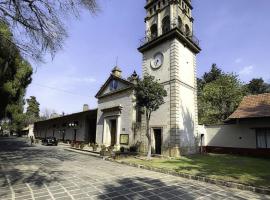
[198,64,245,125]
[200,74,244,124]
[202,63,223,84]
[135,75,167,159]
[0,0,98,60]
[25,96,40,124]
[246,78,269,95]
[0,22,33,131]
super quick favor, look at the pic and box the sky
[26,0,270,115]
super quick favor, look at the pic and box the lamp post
[68,121,79,142]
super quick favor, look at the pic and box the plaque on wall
[120,134,129,145]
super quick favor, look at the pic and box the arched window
[110,80,118,91]
[162,16,170,34]
[150,24,158,39]
[178,17,183,30]
[185,24,191,36]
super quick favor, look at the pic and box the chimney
[83,104,89,111]
[111,66,122,77]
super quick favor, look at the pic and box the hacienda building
[201,93,270,157]
[34,106,97,144]
[34,0,202,157]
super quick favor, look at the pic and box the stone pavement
[0,137,269,200]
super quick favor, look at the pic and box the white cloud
[234,58,243,64]
[239,65,254,75]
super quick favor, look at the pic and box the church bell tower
[138,0,201,156]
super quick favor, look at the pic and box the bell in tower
[140,0,199,49]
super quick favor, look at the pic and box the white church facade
[95,0,201,157]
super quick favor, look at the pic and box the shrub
[92,143,98,151]
[101,145,107,151]
[108,146,114,152]
[120,146,125,153]
[80,143,85,150]
[130,141,142,152]
[71,142,75,147]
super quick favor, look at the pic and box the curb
[105,158,270,195]
[64,148,103,159]
[61,148,270,195]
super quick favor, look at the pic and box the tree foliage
[202,63,223,84]
[0,22,32,131]
[0,0,98,60]
[25,96,40,124]
[246,78,270,95]
[135,75,167,159]
[198,64,245,125]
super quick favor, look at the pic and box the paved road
[0,137,269,200]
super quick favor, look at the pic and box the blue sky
[26,0,270,115]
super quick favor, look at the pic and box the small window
[162,0,165,5]
[110,80,118,91]
[158,2,160,8]
[256,128,270,149]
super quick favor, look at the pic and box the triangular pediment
[95,75,133,98]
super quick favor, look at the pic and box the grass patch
[123,154,270,188]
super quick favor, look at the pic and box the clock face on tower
[150,52,164,69]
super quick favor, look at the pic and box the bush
[80,143,85,150]
[130,141,142,152]
[92,143,98,151]
[71,142,75,147]
[108,146,114,152]
[100,145,107,151]
[120,146,125,153]
[75,142,80,149]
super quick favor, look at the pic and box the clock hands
[151,52,163,69]
[155,59,159,66]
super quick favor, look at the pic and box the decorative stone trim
[105,158,270,195]
[193,53,198,143]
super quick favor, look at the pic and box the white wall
[142,40,171,83]
[96,90,136,146]
[202,124,257,149]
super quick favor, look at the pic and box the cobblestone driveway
[0,137,269,200]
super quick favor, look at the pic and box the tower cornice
[145,0,193,10]
[138,28,201,54]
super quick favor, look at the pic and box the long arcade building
[35,109,97,143]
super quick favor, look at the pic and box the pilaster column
[157,11,161,36]
[116,116,121,149]
[146,19,150,38]
[102,118,106,144]
[170,2,175,29]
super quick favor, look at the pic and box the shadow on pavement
[0,137,76,188]
[99,176,195,200]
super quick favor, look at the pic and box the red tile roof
[228,93,270,119]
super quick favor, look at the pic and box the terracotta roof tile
[228,93,270,119]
